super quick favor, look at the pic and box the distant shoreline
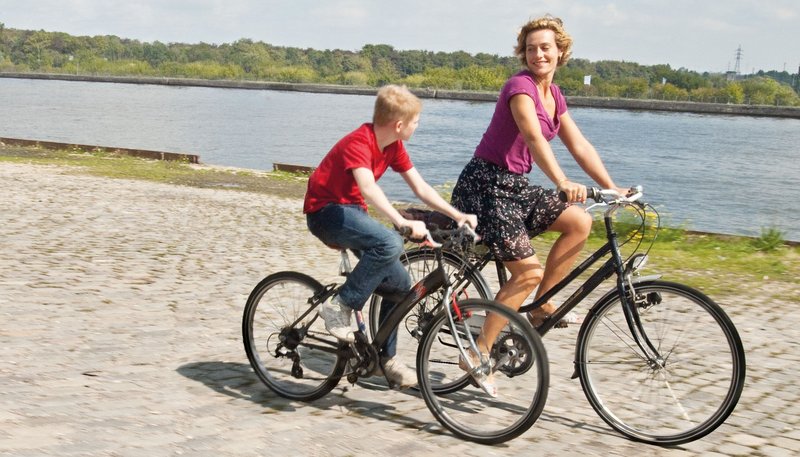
[3,72,799,119]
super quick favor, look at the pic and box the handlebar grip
[558,187,600,202]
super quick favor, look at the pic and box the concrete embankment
[3,72,799,119]
[0,136,199,163]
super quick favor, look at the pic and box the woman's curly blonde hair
[514,15,573,67]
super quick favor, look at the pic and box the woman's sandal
[458,350,498,398]
[528,309,584,330]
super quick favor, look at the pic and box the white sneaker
[381,357,418,389]
[458,350,498,397]
[317,298,355,343]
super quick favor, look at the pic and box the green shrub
[752,226,786,252]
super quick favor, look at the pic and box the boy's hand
[400,219,429,241]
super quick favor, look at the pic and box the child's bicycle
[365,186,746,446]
[242,225,549,444]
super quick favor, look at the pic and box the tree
[621,77,649,98]
[723,83,745,104]
[142,41,169,66]
[740,76,800,106]
[24,31,51,68]
[654,83,688,101]
[1,24,796,104]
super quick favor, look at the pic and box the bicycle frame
[290,247,454,363]
[371,255,449,349]
[371,244,487,377]
[460,202,665,364]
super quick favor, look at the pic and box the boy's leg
[308,204,405,311]
[375,259,416,388]
[374,259,413,359]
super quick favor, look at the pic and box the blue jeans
[306,204,411,358]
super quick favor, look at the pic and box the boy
[303,85,477,389]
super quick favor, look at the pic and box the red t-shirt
[303,123,414,213]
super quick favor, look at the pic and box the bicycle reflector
[626,253,649,275]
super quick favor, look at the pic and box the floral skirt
[451,158,568,261]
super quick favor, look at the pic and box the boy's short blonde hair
[373,85,422,126]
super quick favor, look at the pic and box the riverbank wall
[3,72,799,119]
[0,136,199,163]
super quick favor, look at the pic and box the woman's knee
[505,259,544,290]
[554,206,592,237]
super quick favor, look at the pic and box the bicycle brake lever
[584,202,605,212]
[420,231,442,249]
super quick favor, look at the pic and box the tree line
[1,24,798,106]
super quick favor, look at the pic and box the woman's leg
[529,205,593,317]
[475,255,543,353]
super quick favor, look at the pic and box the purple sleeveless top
[474,70,568,174]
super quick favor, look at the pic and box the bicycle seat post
[338,249,352,276]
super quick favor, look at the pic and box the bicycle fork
[607,225,665,368]
[618,273,666,368]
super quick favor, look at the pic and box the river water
[1,77,798,241]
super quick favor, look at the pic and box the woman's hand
[557,179,588,203]
[456,213,478,230]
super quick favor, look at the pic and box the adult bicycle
[367,186,746,445]
[242,225,549,444]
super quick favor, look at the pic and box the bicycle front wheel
[417,299,549,444]
[576,280,746,445]
[242,271,346,401]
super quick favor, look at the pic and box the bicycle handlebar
[399,224,479,251]
[558,185,643,206]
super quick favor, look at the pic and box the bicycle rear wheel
[576,280,746,445]
[417,298,549,444]
[242,271,346,401]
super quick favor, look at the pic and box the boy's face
[397,114,420,141]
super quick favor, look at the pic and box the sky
[2,0,798,73]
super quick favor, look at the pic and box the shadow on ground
[176,361,440,433]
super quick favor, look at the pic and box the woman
[451,15,628,395]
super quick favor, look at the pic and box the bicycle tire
[576,280,746,445]
[417,298,549,444]
[242,271,347,401]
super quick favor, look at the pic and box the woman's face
[525,29,562,78]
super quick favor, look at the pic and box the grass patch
[531,203,798,300]
[0,144,308,199]
[576,211,799,299]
